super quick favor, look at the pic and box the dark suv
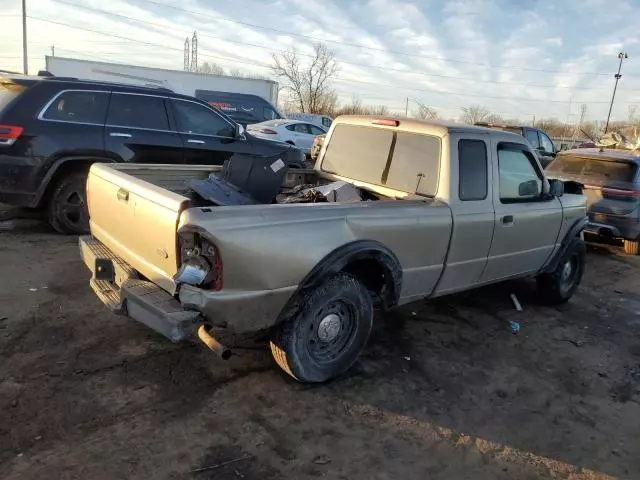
[475,123,557,168]
[0,75,305,233]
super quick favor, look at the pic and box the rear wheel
[270,273,373,383]
[623,239,639,255]
[47,171,90,234]
[536,238,586,304]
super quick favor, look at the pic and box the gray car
[546,148,640,254]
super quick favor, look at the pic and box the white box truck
[44,56,283,124]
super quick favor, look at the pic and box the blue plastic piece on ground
[509,320,520,334]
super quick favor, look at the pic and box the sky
[1,0,640,123]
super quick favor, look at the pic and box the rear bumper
[79,235,200,341]
[585,213,640,241]
[79,235,295,337]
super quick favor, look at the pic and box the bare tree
[271,43,339,114]
[198,62,225,75]
[460,105,491,124]
[413,101,438,120]
[629,105,638,124]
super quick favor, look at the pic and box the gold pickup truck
[80,116,587,383]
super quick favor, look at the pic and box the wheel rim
[559,254,579,294]
[60,190,88,228]
[306,300,357,364]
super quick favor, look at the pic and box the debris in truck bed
[276,181,362,204]
[188,155,289,206]
[189,175,258,206]
[314,181,362,202]
[276,184,327,204]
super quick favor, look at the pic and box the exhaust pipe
[197,324,232,360]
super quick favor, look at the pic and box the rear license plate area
[95,259,115,282]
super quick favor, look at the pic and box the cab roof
[333,115,525,139]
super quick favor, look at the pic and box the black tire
[623,240,639,255]
[536,238,586,304]
[47,171,90,234]
[270,273,373,383]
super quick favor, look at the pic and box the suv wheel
[270,273,373,383]
[536,238,586,304]
[47,171,90,234]
[623,240,639,255]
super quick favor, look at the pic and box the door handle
[117,188,129,202]
[110,132,132,138]
[502,215,514,225]
[187,139,205,144]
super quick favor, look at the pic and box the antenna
[184,36,190,71]
[190,31,198,72]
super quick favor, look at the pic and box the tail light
[259,128,278,134]
[0,124,23,146]
[602,187,640,201]
[175,233,223,291]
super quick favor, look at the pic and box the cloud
[1,0,639,121]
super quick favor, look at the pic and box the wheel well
[343,258,384,296]
[341,257,399,309]
[37,160,96,207]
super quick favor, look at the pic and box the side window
[498,146,542,202]
[539,132,555,153]
[107,94,169,130]
[293,123,311,134]
[458,139,487,201]
[262,106,280,121]
[309,125,326,135]
[285,124,296,132]
[41,91,109,124]
[525,129,540,149]
[322,117,332,128]
[172,100,235,137]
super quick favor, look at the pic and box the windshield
[321,124,441,195]
[547,154,637,183]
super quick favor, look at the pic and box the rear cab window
[321,124,441,196]
[41,90,109,124]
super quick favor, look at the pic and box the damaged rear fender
[277,240,403,323]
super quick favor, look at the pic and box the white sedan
[246,119,327,155]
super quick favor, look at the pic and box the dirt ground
[1,212,639,480]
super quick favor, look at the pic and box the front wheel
[270,273,373,383]
[536,238,586,304]
[47,171,90,234]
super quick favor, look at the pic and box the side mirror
[518,179,540,197]
[548,179,564,197]
[235,123,245,138]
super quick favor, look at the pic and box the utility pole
[51,44,55,57]
[405,97,409,117]
[22,0,28,74]
[605,52,628,133]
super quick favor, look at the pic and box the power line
[24,16,639,107]
[132,0,617,77]
[47,0,614,91]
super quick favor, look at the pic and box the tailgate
[87,163,189,294]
